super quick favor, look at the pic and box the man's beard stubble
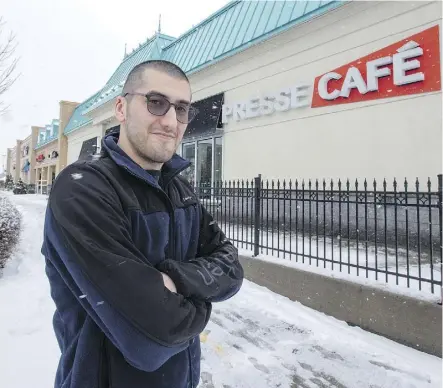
[125,118,173,166]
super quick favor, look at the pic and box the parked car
[13,180,28,195]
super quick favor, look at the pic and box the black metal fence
[194,175,443,295]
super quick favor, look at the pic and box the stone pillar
[30,126,43,185]
[36,168,41,194]
[57,100,79,175]
[6,148,12,176]
[14,140,21,182]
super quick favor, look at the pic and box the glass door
[182,143,196,183]
[180,136,223,199]
[197,139,213,198]
[214,137,222,185]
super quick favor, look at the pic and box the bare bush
[0,196,21,268]
[0,17,20,115]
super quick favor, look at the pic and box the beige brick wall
[57,101,79,175]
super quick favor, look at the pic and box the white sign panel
[222,84,311,123]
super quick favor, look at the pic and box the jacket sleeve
[157,205,244,303]
[43,163,211,372]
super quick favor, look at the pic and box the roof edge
[35,137,58,150]
[187,1,345,76]
[162,1,238,51]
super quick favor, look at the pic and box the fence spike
[338,179,342,189]
[330,178,334,189]
[295,179,299,188]
[283,179,286,188]
[323,179,326,189]
[302,179,305,188]
[355,179,359,190]
[315,179,319,189]
[266,179,269,189]
[427,177,431,191]
[277,179,280,188]
[346,179,350,189]
[289,179,292,189]
[393,178,397,190]
[364,178,367,189]
[271,180,274,188]
[383,178,387,190]
[373,178,377,190]
[308,179,312,189]
[404,177,408,191]
[416,177,419,190]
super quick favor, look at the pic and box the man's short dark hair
[122,60,189,95]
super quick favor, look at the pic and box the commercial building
[29,1,443,189]
[63,1,442,188]
[6,126,42,184]
[6,146,17,181]
[34,101,79,193]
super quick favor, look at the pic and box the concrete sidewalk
[199,280,441,388]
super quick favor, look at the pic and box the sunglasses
[123,92,198,124]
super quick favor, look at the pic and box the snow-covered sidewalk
[0,193,441,388]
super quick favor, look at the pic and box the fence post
[253,174,261,257]
[438,174,442,304]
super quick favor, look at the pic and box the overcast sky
[0,0,229,171]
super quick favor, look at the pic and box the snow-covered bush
[0,196,21,268]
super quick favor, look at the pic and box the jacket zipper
[99,336,110,388]
[188,345,194,388]
[121,165,195,385]
[121,166,187,261]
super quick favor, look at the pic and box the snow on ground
[0,192,441,388]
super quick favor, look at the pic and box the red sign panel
[311,25,441,108]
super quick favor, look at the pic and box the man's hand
[161,272,177,293]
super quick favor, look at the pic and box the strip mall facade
[7,1,442,191]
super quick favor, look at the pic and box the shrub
[0,196,21,268]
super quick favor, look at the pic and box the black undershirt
[146,170,162,186]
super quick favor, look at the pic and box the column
[57,101,80,175]
[30,126,43,185]
[14,140,21,182]
[35,168,40,194]
[43,166,48,194]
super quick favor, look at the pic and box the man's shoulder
[51,158,119,199]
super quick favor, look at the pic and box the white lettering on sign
[222,83,311,123]
[318,42,425,101]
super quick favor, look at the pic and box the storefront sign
[221,26,440,121]
[222,84,311,123]
[312,25,441,107]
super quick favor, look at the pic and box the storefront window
[182,143,195,183]
[180,136,223,191]
[197,139,212,187]
[214,137,222,184]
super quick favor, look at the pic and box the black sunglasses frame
[123,92,198,124]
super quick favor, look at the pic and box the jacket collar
[102,131,191,187]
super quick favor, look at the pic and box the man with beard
[42,60,244,388]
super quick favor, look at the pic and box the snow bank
[0,195,21,269]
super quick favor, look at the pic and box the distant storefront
[34,120,61,194]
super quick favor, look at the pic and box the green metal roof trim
[65,1,343,134]
[35,119,60,150]
[64,91,101,134]
[160,0,343,73]
[80,34,175,116]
